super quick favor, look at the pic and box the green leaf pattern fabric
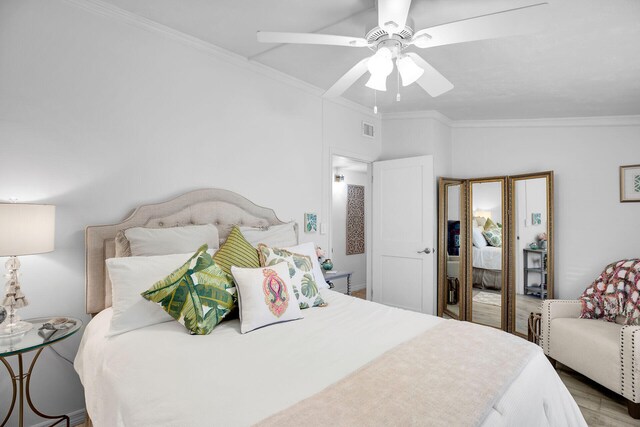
[258,244,327,309]
[482,228,502,247]
[141,244,236,335]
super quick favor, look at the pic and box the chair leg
[546,356,557,369]
[628,400,640,419]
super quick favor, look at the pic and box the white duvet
[75,290,585,427]
[473,245,503,270]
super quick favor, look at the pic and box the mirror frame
[437,178,467,319]
[466,176,509,330]
[507,171,554,336]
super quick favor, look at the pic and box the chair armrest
[620,325,640,403]
[540,299,582,355]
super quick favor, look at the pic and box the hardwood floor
[557,364,638,427]
[351,288,366,300]
[446,289,542,333]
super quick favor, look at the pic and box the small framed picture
[620,164,640,203]
[304,213,317,233]
[531,213,542,225]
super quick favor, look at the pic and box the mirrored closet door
[508,172,554,336]
[467,177,508,330]
[437,179,467,320]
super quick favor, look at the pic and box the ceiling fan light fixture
[367,47,393,76]
[397,55,424,86]
[365,73,388,92]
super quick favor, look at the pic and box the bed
[75,189,585,426]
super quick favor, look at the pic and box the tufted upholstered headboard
[85,188,296,315]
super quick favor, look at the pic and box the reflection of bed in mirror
[472,246,502,290]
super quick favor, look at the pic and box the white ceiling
[100,0,640,120]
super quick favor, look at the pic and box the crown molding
[63,0,380,118]
[381,110,453,126]
[450,115,640,128]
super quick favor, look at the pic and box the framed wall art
[620,164,640,202]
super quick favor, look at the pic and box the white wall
[331,169,367,293]
[0,0,379,423]
[471,181,503,225]
[452,122,640,299]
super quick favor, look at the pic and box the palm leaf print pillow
[257,244,327,309]
[141,244,236,335]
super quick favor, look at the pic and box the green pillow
[482,228,502,247]
[141,245,236,335]
[484,218,498,230]
[213,226,260,276]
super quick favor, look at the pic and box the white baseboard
[31,408,86,427]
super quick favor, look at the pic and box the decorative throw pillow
[213,226,260,276]
[282,242,330,290]
[484,218,498,231]
[482,228,502,247]
[580,259,640,325]
[141,245,236,335]
[258,244,327,309]
[231,262,303,334]
[473,216,487,228]
[106,252,196,336]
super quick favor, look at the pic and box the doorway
[330,155,369,299]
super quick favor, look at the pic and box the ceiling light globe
[397,55,424,86]
[367,47,393,77]
[365,73,388,92]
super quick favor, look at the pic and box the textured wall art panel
[346,184,365,255]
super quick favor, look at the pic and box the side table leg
[25,348,70,427]
[347,275,351,296]
[0,357,17,427]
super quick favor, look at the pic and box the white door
[371,155,434,313]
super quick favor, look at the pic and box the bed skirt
[473,268,502,290]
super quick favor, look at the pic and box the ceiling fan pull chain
[396,60,401,102]
[374,90,378,114]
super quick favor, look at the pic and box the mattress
[473,245,503,270]
[75,290,585,427]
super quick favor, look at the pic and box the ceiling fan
[257,0,548,102]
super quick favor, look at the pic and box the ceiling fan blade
[377,0,412,35]
[411,3,549,48]
[323,57,370,98]
[406,53,453,97]
[257,31,369,47]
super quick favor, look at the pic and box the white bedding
[75,290,585,427]
[473,245,503,270]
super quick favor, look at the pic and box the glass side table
[0,317,82,427]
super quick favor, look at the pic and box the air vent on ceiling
[362,121,375,139]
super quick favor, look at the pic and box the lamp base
[0,319,33,337]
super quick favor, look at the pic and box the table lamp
[0,203,55,336]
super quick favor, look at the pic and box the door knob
[417,248,433,254]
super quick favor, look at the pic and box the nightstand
[322,271,353,295]
[0,317,82,427]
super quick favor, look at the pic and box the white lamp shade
[0,204,55,256]
[365,73,388,91]
[397,55,424,86]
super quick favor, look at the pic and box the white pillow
[125,224,219,256]
[106,253,195,336]
[472,227,488,248]
[231,262,303,334]
[283,242,330,289]
[239,222,297,248]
